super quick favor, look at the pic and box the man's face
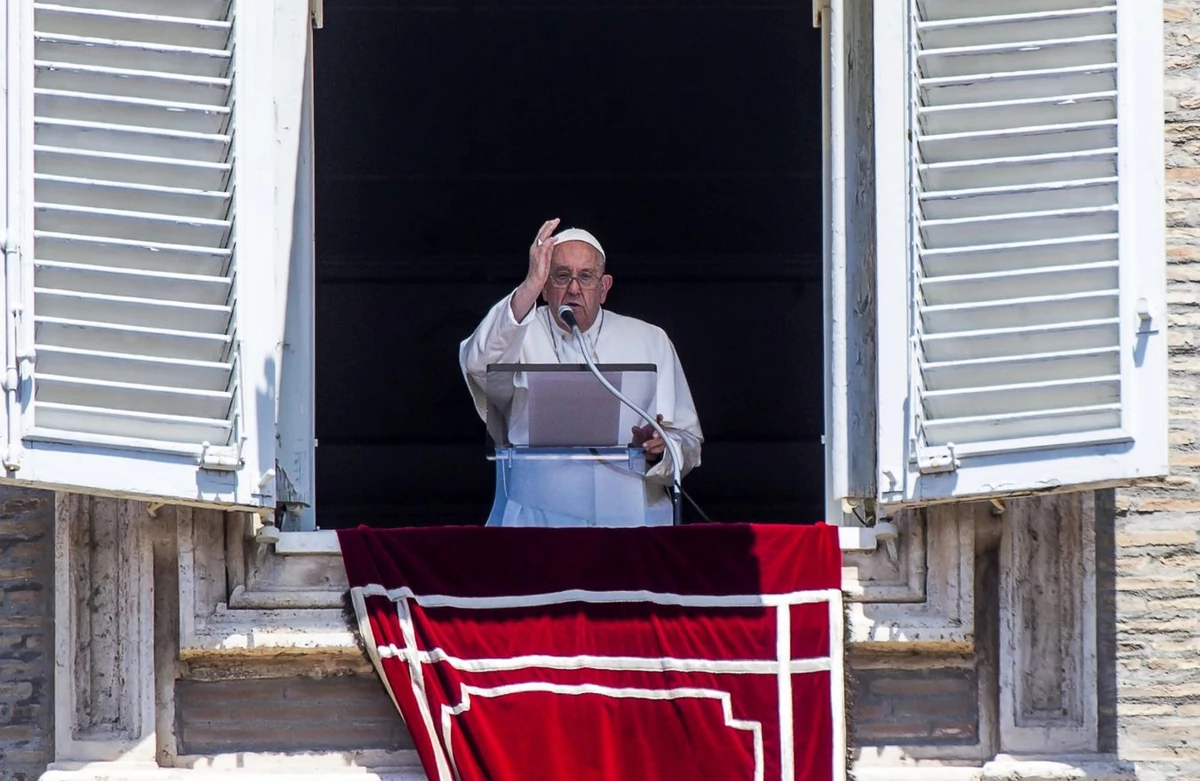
[542,241,612,332]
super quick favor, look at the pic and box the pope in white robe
[459,219,703,527]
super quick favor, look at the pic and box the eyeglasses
[547,270,603,289]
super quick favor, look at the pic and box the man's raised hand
[526,218,560,288]
[511,218,560,321]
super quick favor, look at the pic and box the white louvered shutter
[0,0,298,509]
[873,0,1167,506]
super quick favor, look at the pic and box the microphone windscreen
[557,305,578,328]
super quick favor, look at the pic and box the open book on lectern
[484,363,658,448]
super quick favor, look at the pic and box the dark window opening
[313,1,824,528]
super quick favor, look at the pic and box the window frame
[275,6,318,529]
[821,0,880,526]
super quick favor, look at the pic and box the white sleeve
[645,428,703,486]
[644,330,703,486]
[459,290,538,421]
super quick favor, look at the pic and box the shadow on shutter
[29,0,239,452]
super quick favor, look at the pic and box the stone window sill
[39,755,1135,780]
[272,526,882,556]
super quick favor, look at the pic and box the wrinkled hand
[525,218,560,289]
[631,414,666,463]
[511,218,560,321]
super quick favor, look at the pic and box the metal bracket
[198,437,246,471]
[1136,297,1158,335]
[872,519,900,562]
[254,510,281,544]
[1,235,24,472]
[812,0,828,28]
[917,443,959,475]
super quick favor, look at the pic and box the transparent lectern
[483,363,670,527]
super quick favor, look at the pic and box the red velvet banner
[339,523,845,781]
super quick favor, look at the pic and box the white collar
[546,307,604,362]
[549,307,603,337]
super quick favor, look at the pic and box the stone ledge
[226,584,343,610]
[274,530,341,555]
[179,620,360,657]
[852,757,1135,781]
[42,769,424,781]
[42,751,426,780]
[40,756,1135,781]
[981,758,1136,781]
[273,526,884,555]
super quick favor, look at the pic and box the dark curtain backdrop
[313,0,824,527]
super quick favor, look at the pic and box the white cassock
[460,290,703,527]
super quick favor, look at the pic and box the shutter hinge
[0,234,30,472]
[254,467,276,501]
[812,0,829,28]
[0,236,34,389]
[1136,298,1159,335]
[199,437,245,471]
[916,443,959,475]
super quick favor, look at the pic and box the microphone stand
[560,306,683,525]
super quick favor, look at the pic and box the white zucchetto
[551,227,605,259]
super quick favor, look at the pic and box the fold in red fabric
[339,523,844,781]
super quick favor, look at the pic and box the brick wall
[1114,1,1200,777]
[0,488,54,781]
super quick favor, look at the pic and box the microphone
[556,302,684,525]
[556,304,578,329]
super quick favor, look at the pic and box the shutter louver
[910,0,1125,458]
[29,0,240,452]
[870,0,1166,505]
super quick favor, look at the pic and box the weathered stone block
[175,676,413,755]
[850,666,979,748]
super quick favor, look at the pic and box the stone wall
[175,676,411,755]
[1112,2,1200,777]
[0,488,54,781]
[849,663,980,747]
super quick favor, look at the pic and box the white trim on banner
[356,584,842,609]
[349,585,846,781]
[442,683,766,781]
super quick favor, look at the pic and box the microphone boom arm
[560,306,684,525]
